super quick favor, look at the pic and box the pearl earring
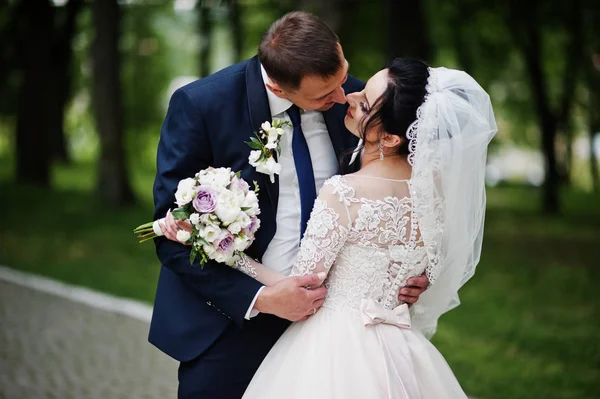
[378,142,384,160]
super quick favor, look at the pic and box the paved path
[0,270,178,399]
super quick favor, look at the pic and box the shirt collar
[260,64,294,117]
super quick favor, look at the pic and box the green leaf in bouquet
[199,251,208,269]
[253,181,260,195]
[190,248,197,264]
[235,170,242,178]
[172,207,191,220]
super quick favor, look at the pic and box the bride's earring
[378,142,384,161]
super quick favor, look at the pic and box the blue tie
[287,105,317,241]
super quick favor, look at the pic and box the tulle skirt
[242,307,467,399]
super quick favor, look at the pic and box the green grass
[1,163,599,398]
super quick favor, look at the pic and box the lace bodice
[290,175,429,313]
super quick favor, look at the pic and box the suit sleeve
[152,87,263,328]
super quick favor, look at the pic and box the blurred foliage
[0,0,598,178]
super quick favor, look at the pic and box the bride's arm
[290,178,352,280]
[231,254,285,286]
[234,178,352,285]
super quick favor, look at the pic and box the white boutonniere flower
[246,119,290,183]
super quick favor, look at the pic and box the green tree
[15,0,54,187]
[92,0,135,206]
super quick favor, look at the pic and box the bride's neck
[359,148,412,179]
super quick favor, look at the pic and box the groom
[150,11,429,398]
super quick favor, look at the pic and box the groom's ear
[265,81,290,100]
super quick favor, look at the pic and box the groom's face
[290,59,349,111]
[268,50,349,112]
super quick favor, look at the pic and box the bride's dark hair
[359,58,430,156]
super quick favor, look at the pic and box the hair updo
[359,58,430,156]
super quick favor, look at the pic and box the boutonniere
[246,120,290,183]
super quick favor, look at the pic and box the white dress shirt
[244,66,339,319]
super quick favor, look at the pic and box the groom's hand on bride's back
[255,273,327,322]
[399,274,430,306]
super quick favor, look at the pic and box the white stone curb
[0,265,153,323]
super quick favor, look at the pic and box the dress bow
[360,298,411,329]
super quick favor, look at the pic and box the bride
[167,58,496,398]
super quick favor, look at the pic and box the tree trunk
[229,0,243,63]
[589,62,600,193]
[48,0,84,164]
[589,116,599,194]
[523,19,560,213]
[387,0,433,62]
[0,1,22,96]
[15,0,54,187]
[556,0,583,186]
[92,0,135,206]
[198,3,213,77]
[512,0,560,213]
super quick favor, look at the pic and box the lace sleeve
[231,253,286,286]
[291,176,352,278]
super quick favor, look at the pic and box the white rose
[242,191,258,209]
[213,251,230,264]
[212,168,232,188]
[174,178,197,206]
[203,243,216,257]
[227,221,242,234]
[265,141,278,150]
[225,254,241,267]
[261,121,271,132]
[230,185,246,205]
[234,236,249,251]
[199,223,222,243]
[248,150,262,166]
[197,171,215,187]
[200,213,218,225]
[176,230,191,243]
[215,190,242,225]
[189,213,200,226]
[236,212,252,229]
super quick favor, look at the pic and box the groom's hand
[254,273,327,322]
[399,274,429,307]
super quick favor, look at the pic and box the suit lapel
[245,56,280,212]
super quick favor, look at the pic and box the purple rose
[193,186,217,213]
[218,234,234,252]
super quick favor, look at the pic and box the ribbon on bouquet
[152,219,165,237]
[360,298,412,329]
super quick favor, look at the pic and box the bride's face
[344,69,389,140]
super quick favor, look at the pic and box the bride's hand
[399,274,429,307]
[160,209,193,245]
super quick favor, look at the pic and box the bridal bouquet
[134,167,261,267]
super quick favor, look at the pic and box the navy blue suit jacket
[149,55,365,362]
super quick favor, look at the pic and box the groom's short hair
[259,11,343,90]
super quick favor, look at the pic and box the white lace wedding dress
[242,174,468,399]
